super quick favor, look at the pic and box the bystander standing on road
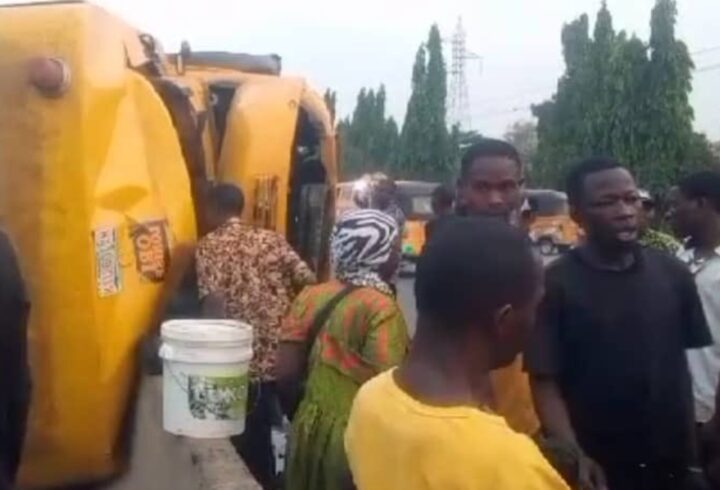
[345,217,568,490]
[367,175,406,232]
[668,171,720,486]
[196,183,316,490]
[277,209,408,490]
[0,229,30,490]
[453,139,539,435]
[424,184,454,242]
[526,157,712,490]
[366,176,405,297]
[638,189,681,254]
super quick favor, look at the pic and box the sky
[12,0,720,140]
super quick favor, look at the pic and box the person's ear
[492,304,514,339]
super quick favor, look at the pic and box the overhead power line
[691,45,720,56]
[696,63,720,73]
[472,62,720,121]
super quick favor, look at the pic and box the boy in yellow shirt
[345,217,568,490]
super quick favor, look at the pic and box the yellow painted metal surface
[217,75,304,233]
[0,3,196,487]
[169,75,217,180]
[180,66,338,235]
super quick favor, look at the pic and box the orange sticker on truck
[131,220,170,283]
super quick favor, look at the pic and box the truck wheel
[538,238,557,256]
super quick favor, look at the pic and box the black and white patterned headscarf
[331,209,399,296]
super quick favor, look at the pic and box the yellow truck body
[0,3,196,487]
[0,2,336,487]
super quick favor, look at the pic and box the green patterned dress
[281,281,409,490]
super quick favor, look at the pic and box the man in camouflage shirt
[638,189,681,254]
[196,184,315,489]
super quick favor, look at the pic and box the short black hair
[565,156,624,207]
[460,139,522,179]
[678,170,720,212]
[415,216,538,329]
[208,183,245,214]
[432,184,455,209]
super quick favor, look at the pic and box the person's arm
[525,271,606,490]
[275,289,313,418]
[679,265,712,350]
[526,273,573,440]
[531,378,579,447]
[195,240,226,318]
[677,265,713,482]
[276,236,316,292]
[361,300,409,372]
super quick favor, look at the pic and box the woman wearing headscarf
[277,209,409,490]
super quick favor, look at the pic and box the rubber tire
[538,238,557,256]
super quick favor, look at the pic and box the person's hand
[578,455,607,490]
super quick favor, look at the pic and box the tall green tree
[425,25,451,177]
[339,24,460,181]
[338,85,400,178]
[642,0,695,186]
[399,45,429,177]
[533,0,716,192]
[399,24,454,181]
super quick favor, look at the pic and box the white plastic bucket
[159,319,253,438]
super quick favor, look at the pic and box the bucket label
[94,227,122,297]
[187,374,249,421]
[131,220,170,283]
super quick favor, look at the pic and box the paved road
[397,278,417,336]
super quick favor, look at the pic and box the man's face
[667,187,704,241]
[573,168,640,250]
[458,157,524,221]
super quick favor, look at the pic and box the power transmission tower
[448,17,481,131]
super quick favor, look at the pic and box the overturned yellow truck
[0,2,337,487]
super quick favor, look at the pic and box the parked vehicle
[524,189,582,255]
[396,181,439,262]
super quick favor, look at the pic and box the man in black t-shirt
[526,157,712,490]
[0,229,30,490]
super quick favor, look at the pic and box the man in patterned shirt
[196,183,316,489]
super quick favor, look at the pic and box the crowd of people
[1,138,719,490]
[194,138,720,490]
